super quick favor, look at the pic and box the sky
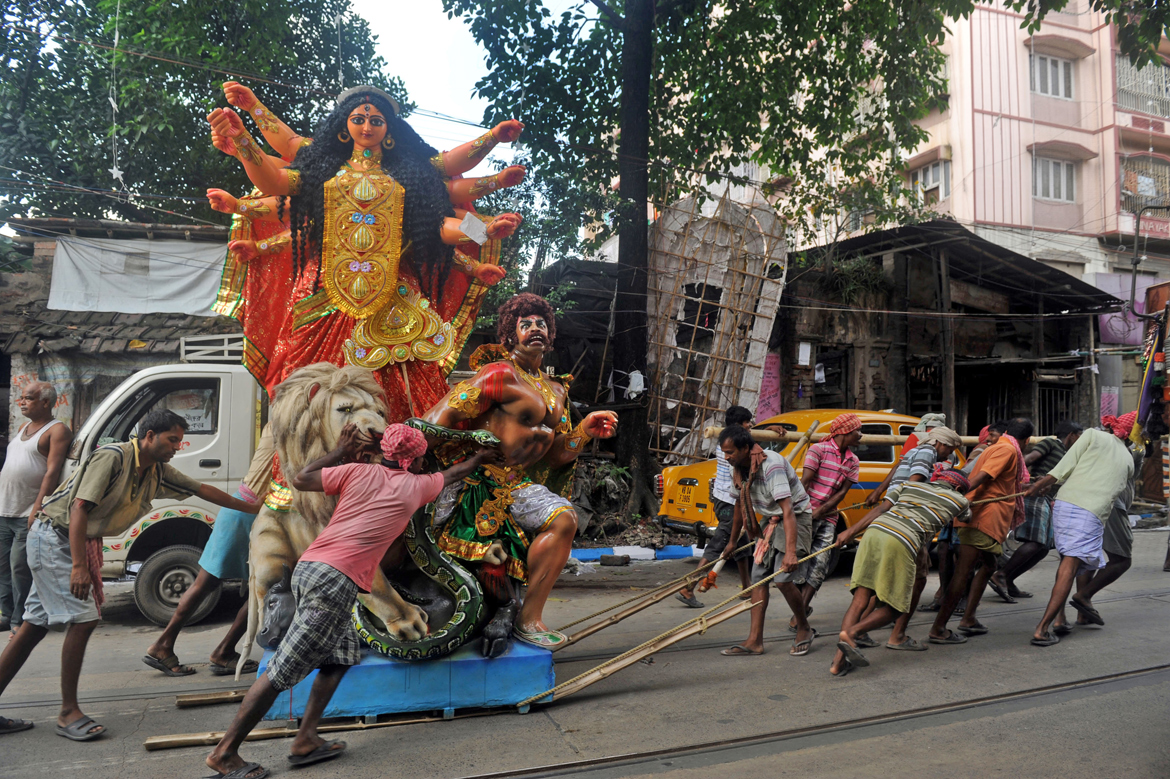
[348,0,506,160]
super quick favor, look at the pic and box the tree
[0,0,407,224]
[442,0,1169,514]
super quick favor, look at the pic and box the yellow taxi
[655,409,934,541]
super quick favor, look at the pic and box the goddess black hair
[287,92,455,300]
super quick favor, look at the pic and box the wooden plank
[949,279,1010,313]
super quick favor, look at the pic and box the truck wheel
[133,545,221,627]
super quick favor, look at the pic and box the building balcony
[1117,54,1170,120]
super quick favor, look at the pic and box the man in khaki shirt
[0,409,258,741]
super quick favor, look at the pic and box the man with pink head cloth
[1024,412,1136,648]
[205,423,495,778]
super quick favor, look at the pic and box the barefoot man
[423,293,617,648]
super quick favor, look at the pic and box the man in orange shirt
[929,417,1032,644]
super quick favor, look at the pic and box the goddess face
[348,103,388,148]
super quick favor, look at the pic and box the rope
[556,541,755,631]
[520,543,837,708]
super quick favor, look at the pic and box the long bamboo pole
[702,426,1053,447]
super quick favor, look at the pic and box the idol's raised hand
[485,213,523,241]
[493,120,524,144]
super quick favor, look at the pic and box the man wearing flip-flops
[718,424,815,658]
[829,466,971,677]
[1025,413,1136,648]
[0,410,259,742]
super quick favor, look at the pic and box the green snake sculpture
[350,419,500,660]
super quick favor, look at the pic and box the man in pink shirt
[205,423,494,779]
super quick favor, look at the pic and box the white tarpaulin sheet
[50,237,227,316]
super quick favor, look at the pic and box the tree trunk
[614,0,658,519]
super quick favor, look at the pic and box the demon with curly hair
[206,82,527,421]
[421,293,618,650]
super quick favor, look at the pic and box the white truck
[66,336,265,626]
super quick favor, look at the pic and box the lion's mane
[269,362,387,527]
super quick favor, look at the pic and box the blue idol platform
[259,642,554,721]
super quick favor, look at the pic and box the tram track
[7,586,1170,710]
[454,663,1170,779]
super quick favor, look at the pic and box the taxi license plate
[677,484,694,507]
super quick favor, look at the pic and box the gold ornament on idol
[347,144,382,171]
[511,359,557,414]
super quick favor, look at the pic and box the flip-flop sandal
[675,592,705,608]
[918,601,942,612]
[0,716,33,735]
[886,636,928,651]
[1010,589,1034,599]
[786,605,813,632]
[1068,598,1104,626]
[142,653,195,677]
[958,622,989,636]
[1030,632,1060,647]
[1053,624,1074,637]
[790,637,814,657]
[55,715,104,741]
[288,740,346,767]
[831,658,854,678]
[721,645,764,656]
[210,658,259,676]
[853,633,880,648]
[835,640,870,667]
[204,761,269,779]
[514,627,567,648]
[928,631,968,645]
[988,579,1017,604]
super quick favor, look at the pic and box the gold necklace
[511,359,557,413]
[347,145,382,170]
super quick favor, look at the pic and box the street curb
[570,545,699,562]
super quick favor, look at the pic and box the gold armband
[430,152,447,178]
[285,169,302,195]
[469,174,501,199]
[248,101,283,134]
[466,130,497,162]
[256,233,291,256]
[447,381,483,416]
[236,198,271,218]
[564,420,593,453]
[233,129,265,167]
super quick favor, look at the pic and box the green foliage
[471,155,583,331]
[820,256,891,305]
[441,0,1167,243]
[1,0,406,224]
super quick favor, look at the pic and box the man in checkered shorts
[205,424,494,779]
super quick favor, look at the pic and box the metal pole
[1129,204,1170,321]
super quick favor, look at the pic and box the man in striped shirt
[790,413,861,629]
[829,467,970,676]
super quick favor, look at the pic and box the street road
[2,531,1169,778]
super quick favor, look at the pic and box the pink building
[907,2,1170,348]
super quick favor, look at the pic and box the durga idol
[207,85,522,420]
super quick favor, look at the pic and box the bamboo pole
[175,689,246,708]
[143,710,496,751]
[542,600,757,703]
[555,581,690,651]
[702,426,1054,448]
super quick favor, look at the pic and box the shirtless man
[423,293,617,648]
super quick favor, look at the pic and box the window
[1121,156,1170,213]
[1030,53,1073,99]
[1033,157,1076,202]
[1116,54,1170,119]
[95,378,220,447]
[910,160,952,203]
[853,423,894,463]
